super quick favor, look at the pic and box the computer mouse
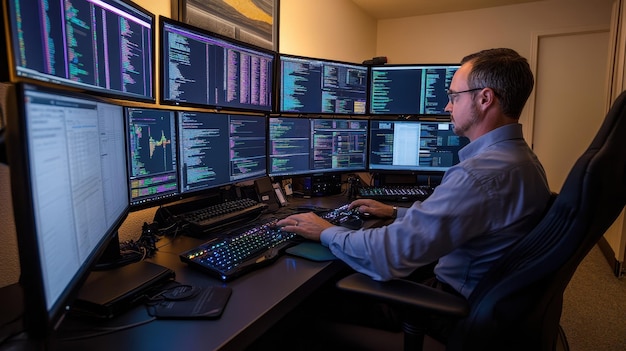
[359,211,373,219]
[267,223,282,231]
[339,215,364,230]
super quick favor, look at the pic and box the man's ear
[477,87,496,112]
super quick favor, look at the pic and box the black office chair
[336,90,626,351]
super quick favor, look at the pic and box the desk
[56,195,356,351]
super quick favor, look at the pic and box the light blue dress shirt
[320,123,551,298]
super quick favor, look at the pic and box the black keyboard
[180,198,268,236]
[179,220,298,281]
[358,185,434,202]
[179,204,365,280]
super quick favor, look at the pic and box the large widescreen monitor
[126,107,179,208]
[368,119,470,173]
[369,64,459,116]
[3,0,155,102]
[6,83,130,340]
[268,117,369,177]
[160,17,275,113]
[178,111,267,194]
[279,54,368,115]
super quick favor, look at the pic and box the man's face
[444,63,480,139]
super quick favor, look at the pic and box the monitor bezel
[368,63,460,117]
[2,0,156,103]
[159,16,276,114]
[277,53,370,116]
[5,82,130,339]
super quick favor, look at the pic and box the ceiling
[350,0,545,19]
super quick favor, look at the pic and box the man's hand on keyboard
[276,213,334,241]
[349,199,395,218]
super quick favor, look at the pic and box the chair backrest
[448,90,626,351]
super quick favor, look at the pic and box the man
[277,48,551,299]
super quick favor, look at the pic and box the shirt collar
[458,123,524,161]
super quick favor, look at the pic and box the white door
[532,28,626,275]
[532,29,610,192]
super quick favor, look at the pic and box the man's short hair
[461,48,534,119]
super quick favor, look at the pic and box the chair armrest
[336,273,469,317]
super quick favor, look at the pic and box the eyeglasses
[446,88,484,103]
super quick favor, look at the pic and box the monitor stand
[72,260,175,319]
[94,231,145,270]
[71,232,176,318]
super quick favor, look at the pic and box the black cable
[57,317,157,342]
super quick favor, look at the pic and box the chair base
[323,321,445,351]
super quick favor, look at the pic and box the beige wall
[0,0,618,288]
[375,0,613,64]
[0,167,16,285]
[0,84,19,287]
[279,0,377,62]
[375,0,614,133]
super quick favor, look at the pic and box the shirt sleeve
[320,166,495,281]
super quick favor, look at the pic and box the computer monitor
[368,119,469,172]
[126,107,179,208]
[279,54,368,115]
[5,83,130,340]
[2,0,155,102]
[268,117,369,177]
[178,111,267,194]
[369,64,459,116]
[160,17,275,113]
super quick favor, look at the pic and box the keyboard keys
[180,198,268,236]
[358,185,433,202]
[180,221,297,280]
[179,204,365,280]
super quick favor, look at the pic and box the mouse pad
[147,285,232,319]
[286,242,338,261]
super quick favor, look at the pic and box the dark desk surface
[56,194,356,351]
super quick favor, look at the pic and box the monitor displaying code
[368,120,469,172]
[369,65,458,116]
[178,111,267,194]
[269,117,368,176]
[5,0,154,101]
[161,18,274,112]
[279,55,368,115]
